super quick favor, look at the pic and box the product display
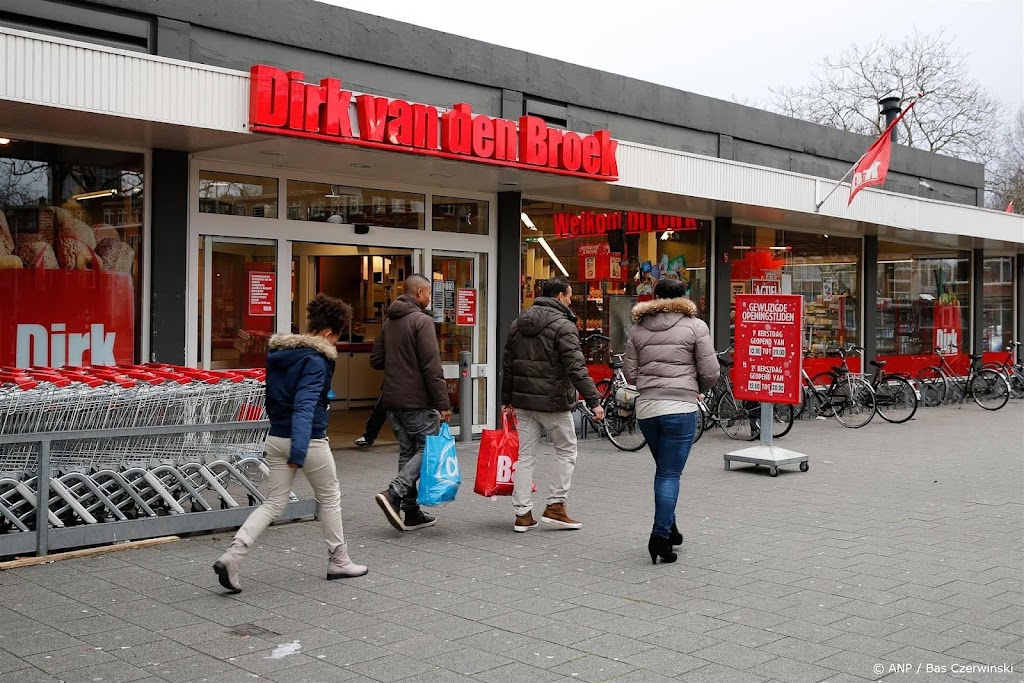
[51,206,98,249]
[0,212,13,256]
[0,255,22,269]
[96,238,135,273]
[57,236,96,270]
[16,240,58,269]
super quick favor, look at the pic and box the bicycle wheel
[1010,370,1024,400]
[831,375,876,428]
[875,375,918,424]
[716,393,756,441]
[692,407,706,444]
[916,367,946,407]
[807,372,839,418]
[771,403,795,438]
[604,407,648,451]
[970,369,1010,410]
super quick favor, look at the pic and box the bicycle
[698,349,794,443]
[574,335,647,452]
[981,341,1024,400]
[916,345,1010,411]
[847,346,920,424]
[797,347,876,428]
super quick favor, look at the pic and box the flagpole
[814,156,863,213]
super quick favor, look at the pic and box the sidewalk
[1,403,1021,683]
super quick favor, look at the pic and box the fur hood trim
[631,297,698,322]
[268,333,338,360]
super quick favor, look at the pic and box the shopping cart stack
[0,365,270,535]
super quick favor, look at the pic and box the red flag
[848,99,918,205]
[1007,200,1015,213]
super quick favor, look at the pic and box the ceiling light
[823,234,829,238]
[0,138,10,145]
[521,213,537,231]
[918,179,933,190]
[209,180,231,187]
[537,237,569,277]
[71,189,119,201]
[660,231,671,241]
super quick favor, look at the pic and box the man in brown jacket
[371,274,452,531]
[501,276,604,533]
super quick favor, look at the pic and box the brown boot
[541,502,582,530]
[213,539,248,593]
[327,543,368,580]
[513,511,538,533]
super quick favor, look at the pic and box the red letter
[595,130,619,177]
[546,128,563,169]
[412,104,439,149]
[560,132,583,171]
[318,78,353,137]
[472,116,496,158]
[304,83,326,133]
[386,100,413,145]
[288,71,306,131]
[552,213,570,237]
[440,103,473,154]
[494,119,517,160]
[519,116,547,165]
[249,65,289,127]
[581,135,602,175]
[356,95,389,142]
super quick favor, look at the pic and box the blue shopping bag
[417,422,461,506]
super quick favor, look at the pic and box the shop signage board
[733,294,803,405]
[432,281,445,323]
[553,211,709,237]
[934,304,962,355]
[750,279,780,295]
[456,288,477,326]
[443,281,456,318]
[248,271,275,316]
[249,65,618,181]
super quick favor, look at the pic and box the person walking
[501,276,604,533]
[213,294,368,593]
[371,274,452,531]
[624,278,720,565]
[354,393,387,447]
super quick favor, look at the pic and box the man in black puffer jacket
[501,276,604,533]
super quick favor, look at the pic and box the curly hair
[306,293,352,336]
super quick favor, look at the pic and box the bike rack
[0,422,317,558]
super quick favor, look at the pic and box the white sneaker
[354,436,370,447]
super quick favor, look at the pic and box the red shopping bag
[474,413,521,497]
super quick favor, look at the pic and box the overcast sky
[319,0,1023,119]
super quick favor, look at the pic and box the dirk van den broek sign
[248,65,618,181]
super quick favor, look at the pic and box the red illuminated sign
[248,65,618,181]
[750,279,780,295]
[733,294,803,405]
[552,211,706,237]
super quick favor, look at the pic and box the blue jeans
[638,412,697,538]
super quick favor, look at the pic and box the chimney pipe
[878,96,902,143]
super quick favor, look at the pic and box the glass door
[431,251,489,428]
[198,236,277,369]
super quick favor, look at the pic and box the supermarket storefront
[1,24,1022,430]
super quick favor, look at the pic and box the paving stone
[472,662,567,683]
[675,662,771,683]
[24,645,117,674]
[425,647,512,675]
[620,645,706,676]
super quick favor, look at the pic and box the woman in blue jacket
[214,294,368,592]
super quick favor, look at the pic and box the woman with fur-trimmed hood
[214,294,368,593]
[624,278,720,565]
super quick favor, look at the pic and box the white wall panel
[0,27,248,133]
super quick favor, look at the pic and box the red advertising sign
[456,288,477,326]
[733,294,803,405]
[0,270,134,367]
[934,304,962,355]
[248,271,275,317]
[750,279,780,295]
[249,65,618,181]
[553,211,709,237]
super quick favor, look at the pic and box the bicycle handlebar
[584,333,611,343]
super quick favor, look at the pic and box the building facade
[1,0,1021,433]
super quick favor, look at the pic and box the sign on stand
[725,294,809,477]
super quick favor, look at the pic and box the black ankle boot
[670,522,683,546]
[648,534,678,565]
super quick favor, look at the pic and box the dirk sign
[456,288,477,326]
[248,65,618,181]
[733,294,803,405]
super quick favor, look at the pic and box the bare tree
[769,31,1004,164]
[987,107,1024,213]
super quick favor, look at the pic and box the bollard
[458,351,472,442]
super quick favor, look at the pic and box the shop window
[432,196,489,235]
[520,200,709,368]
[876,244,971,357]
[983,256,1013,353]
[0,140,144,367]
[287,180,424,230]
[731,227,860,357]
[199,172,278,218]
